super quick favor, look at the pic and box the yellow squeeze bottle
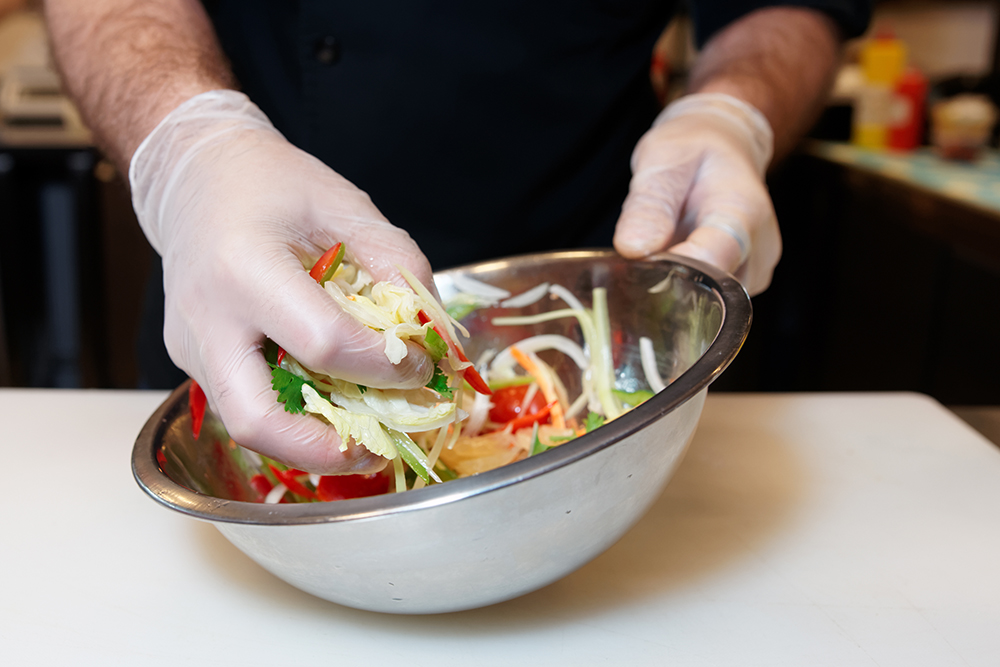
[852,31,907,149]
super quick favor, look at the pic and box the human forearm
[687,6,842,162]
[44,0,235,172]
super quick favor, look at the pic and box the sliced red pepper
[275,347,286,366]
[316,472,391,502]
[417,310,492,395]
[461,364,493,396]
[308,242,345,284]
[189,380,207,439]
[487,400,555,434]
[268,464,317,500]
[249,474,274,499]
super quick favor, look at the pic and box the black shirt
[202,0,870,269]
[139,0,871,387]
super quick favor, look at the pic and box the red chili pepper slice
[308,242,345,284]
[316,472,391,502]
[487,400,555,434]
[461,364,492,396]
[268,464,317,500]
[249,474,274,499]
[275,347,286,366]
[417,310,492,396]
[189,380,207,439]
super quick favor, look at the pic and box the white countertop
[2,389,999,665]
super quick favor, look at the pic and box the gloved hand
[130,90,434,473]
[613,92,781,295]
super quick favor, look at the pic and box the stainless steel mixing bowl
[133,250,751,614]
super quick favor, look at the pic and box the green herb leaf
[357,384,368,395]
[425,364,454,399]
[529,423,549,456]
[584,412,605,433]
[423,328,448,363]
[269,364,317,414]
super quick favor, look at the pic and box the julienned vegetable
[188,380,207,439]
[226,243,667,504]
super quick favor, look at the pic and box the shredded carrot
[509,346,566,429]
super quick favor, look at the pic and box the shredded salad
[187,243,666,503]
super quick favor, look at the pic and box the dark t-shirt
[138,0,871,387]
[201,0,869,268]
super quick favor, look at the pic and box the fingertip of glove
[337,450,391,476]
[613,235,653,258]
[613,222,669,259]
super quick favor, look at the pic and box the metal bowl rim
[132,250,751,526]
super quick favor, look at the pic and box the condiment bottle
[887,67,928,151]
[852,30,907,149]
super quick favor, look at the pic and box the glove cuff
[129,89,279,253]
[653,92,774,175]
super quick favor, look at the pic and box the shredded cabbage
[301,384,398,458]
[251,248,666,502]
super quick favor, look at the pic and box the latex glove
[613,93,781,295]
[130,90,435,473]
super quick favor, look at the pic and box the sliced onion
[565,390,590,420]
[241,447,262,468]
[500,282,550,309]
[474,349,497,369]
[451,273,512,301]
[549,284,586,312]
[491,334,589,377]
[640,336,666,393]
[463,389,493,438]
[648,269,680,294]
[264,483,288,504]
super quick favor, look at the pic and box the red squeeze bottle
[888,67,928,151]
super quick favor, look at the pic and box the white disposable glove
[130,90,435,473]
[613,92,781,295]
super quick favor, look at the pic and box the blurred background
[1,0,998,440]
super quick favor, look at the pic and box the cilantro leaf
[269,364,317,414]
[584,412,605,433]
[423,328,448,363]
[357,384,368,395]
[425,364,454,399]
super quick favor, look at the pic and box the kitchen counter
[802,140,1000,263]
[2,390,999,665]
[806,140,1000,218]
